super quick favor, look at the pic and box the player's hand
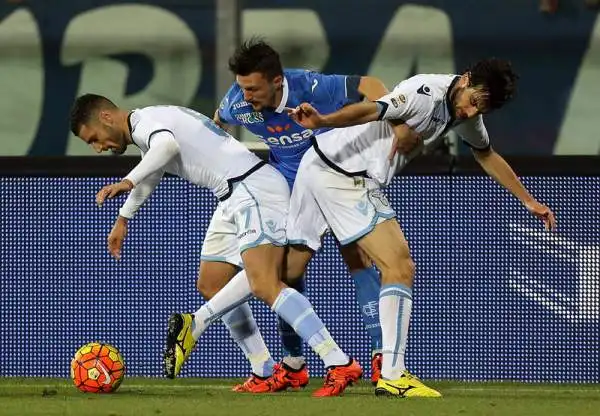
[286,103,325,129]
[524,200,557,231]
[96,180,134,207]
[389,124,422,160]
[107,216,128,260]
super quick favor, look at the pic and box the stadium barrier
[1,155,598,381]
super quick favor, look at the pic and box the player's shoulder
[391,74,457,105]
[130,106,174,135]
[393,74,455,92]
[283,68,316,90]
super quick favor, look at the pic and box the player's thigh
[228,165,289,253]
[241,244,286,305]
[198,207,244,298]
[226,165,289,304]
[355,218,414,284]
[197,260,240,299]
[284,244,315,285]
[287,156,328,254]
[338,242,373,272]
[311,171,395,250]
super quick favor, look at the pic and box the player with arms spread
[180,39,389,392]
[69,94,362,397]
[283,58,556,397]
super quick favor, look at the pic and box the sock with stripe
[379,283,413,380]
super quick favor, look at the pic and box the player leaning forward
[286,58,557,397]
[69,95,362,397]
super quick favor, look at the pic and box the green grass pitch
[1,378,598,416]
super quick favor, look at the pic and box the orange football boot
[312,359,362,397]
[371,353,382,385]
[231,373,271,393]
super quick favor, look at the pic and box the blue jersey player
[195,39,388,392]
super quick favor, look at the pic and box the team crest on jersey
[368,189,390,209]
[398,94,406,103]
[391,98,399,108]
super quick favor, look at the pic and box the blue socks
[352,267,383,352]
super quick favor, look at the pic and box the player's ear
[272,74,283,88]
[98,110,113,125]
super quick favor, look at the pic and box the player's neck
[118,110,134,145]
[271,89,283,110]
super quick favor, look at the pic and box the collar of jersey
[274,77,289,113]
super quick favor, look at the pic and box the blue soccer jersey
[217,68,363,187]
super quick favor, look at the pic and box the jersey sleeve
[374,82,421,123]
[216,83,239,125]
[125,131,180,186]
[452,115,491,150]
[306,71,363,108]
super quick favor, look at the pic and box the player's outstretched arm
[289,101,380,129]
[95,132,178,206]
[106,169,164,260]
[472,147,557,230]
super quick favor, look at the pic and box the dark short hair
[228,38,283,80]
[69,94,117,135]
[467,58,519,110]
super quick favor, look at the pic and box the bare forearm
[474,149,534,204]
[321,101,380,128]
[358,76,389,101]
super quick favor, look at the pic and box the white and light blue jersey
[218,68,363,187]
[314,74,491,186]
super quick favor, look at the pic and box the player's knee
[196,275,221,300]
[247,274,283,306]
[283,244,312,283]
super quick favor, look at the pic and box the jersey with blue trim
[218,68,363,187]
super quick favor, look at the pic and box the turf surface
[1,378,598,416]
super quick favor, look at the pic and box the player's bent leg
[196,260,276,387]
[256,244,316,392]
[339,242,383,384]
[275,245,314,368]
[165,261,275,381]
[356,219,441,398]
[243,243,361,396]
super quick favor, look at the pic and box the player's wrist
[116,215,129,224]
[121,178,135,189]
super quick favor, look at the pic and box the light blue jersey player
[195,39,388,392]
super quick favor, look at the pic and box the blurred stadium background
[0,1,599,413]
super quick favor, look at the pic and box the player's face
[453,76,490,120]
[236,73,282,111]
[77,112,128,155]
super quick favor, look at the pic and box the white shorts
[287,147,396,251]
[200,164,289,266]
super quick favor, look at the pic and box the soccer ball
[71,342,126,393]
